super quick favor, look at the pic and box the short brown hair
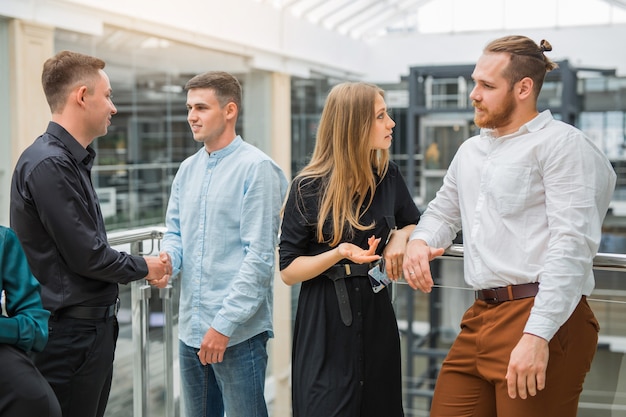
[41,50,105,113]
[484,35,558,98]
[184,71,242,112]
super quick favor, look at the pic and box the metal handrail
[439,243,626,272]
[108,228,626,417]
[398,242,626,414]
[107,226,166,246]
[108,226,174,417]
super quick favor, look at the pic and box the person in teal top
[0,226,60,416]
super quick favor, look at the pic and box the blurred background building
[2,0,626,416]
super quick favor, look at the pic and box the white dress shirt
[411,110,616,340]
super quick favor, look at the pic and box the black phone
[368,259,391,293]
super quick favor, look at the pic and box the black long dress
[279,162,421,417]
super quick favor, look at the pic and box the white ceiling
[4,0,626,82]
[260,0,626,40]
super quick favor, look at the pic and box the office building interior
[2,0,626,415]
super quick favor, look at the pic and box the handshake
[143,251,172,289]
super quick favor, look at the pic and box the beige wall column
[226,67,296,415]
[9,19,53,163]
[269,71,293,417]
[1,19,52,225]
[243,68,293,415]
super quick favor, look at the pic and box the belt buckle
[486,293,499,303]
[114,298,120,316]
[344,264,352,275]
[478,289,499,303]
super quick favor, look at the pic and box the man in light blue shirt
[161,71,288,417]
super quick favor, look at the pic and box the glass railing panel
[395,245,626,417]
[103,229,626,417]
[106,227,180,417]
[105,227,285,417]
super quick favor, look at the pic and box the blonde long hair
[296,82,389,247]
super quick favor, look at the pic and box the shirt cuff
[409,229,432,245]
[211,313,237,338]
[523,314,559,341]
[0,317,19,347]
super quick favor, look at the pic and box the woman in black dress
[279,82,420,417]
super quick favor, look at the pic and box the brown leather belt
[475,282,539,304]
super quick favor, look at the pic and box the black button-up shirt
[10,122,149,313]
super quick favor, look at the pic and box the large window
[425,76,468,109]
[55,27,249,230]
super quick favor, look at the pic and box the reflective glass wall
[54,26,249,231]
[579,76,626,210]
[289,78,410,180]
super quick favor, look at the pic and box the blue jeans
[179,332,269,417]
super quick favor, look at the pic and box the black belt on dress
[324,263,372,326]
[475,282,539,304]
[54,298,120,320]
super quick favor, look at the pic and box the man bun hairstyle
[484,35,558,98]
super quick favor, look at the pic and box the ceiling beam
[351,0,435,39]
[326,0,382,30]
[314,0,359,23]
[600,0,626,10]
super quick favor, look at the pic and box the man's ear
[517,77,534,100]
[72,85,89,108]
[225,102,238,120]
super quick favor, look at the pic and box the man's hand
[198,328,230,365]
[144,251,172,288]
[402,239,445,292]
[383,227,413,280]
[506,333,549,399]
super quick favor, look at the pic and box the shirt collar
[480,110,554,141]
[205,135,243,159]
[46,121,95,167]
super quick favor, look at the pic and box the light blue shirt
[162,136,288,348]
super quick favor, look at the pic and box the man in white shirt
[403,35,616,417]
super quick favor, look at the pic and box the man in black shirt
[10,50,171,417]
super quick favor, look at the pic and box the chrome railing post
[130,240,152,417]
[109,227,172,417]
[160,283,175,417]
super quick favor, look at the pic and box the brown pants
[430,297,599,417]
